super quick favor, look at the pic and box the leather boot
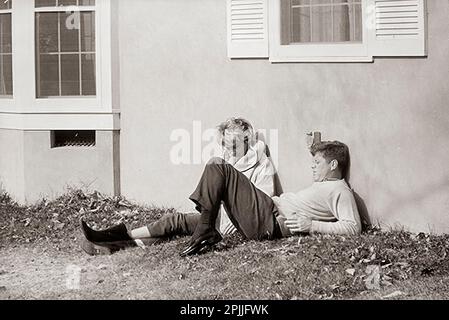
[81,219,132,243]
[81,237,166,256]
[81,238,138,256]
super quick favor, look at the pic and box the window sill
[269,56,374,63]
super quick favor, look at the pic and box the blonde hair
[217,117,254,148]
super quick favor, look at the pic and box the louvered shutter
[226,0,269,58]
[370,0,427,56]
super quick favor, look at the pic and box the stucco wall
[118,0,449,233]
[0,129,25,203]
[15,130,115,203]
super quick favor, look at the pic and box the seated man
[80,117,278,255]
[179,140,362,256]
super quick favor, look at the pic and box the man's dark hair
[310,141,350,178]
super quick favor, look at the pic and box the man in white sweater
[180,140,361,256]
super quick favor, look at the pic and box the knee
[205,157,230,176]
[207,157,227,166]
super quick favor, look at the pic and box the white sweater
[272,180,362,236]
[216,140,276,235]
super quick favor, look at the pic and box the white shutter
[369,0,427,56]
[226,0,269,58]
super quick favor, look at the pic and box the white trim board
[0,112,120,130]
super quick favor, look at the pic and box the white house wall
[118,0,449,233]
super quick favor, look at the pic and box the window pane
[81,53,95,95]
[58,0,77,6]
[35,0,57,7]
[35,0,95,7]
[333,3,350,42]
[60,12,80,52]
[37,54,59,97]
[311,4,332,42]
[287,0,362,44]
[0,14,12,53]
[0,12,12,96]
[292,0,310,5]
[0,54,12,95]
[79,0,95,5]
[81,12,95,52]
[353,3,363,41]
[36,12,59,53]
[0,0,12,10]
[291,7,311,43]
[61,54,80,95]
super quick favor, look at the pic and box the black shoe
[81,238,139,256]
[80,219,132,243]
[180,229,222,257]
[81,238,115,256]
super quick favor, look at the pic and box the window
[35,0,96,98]
[227,0,427,62]
[282,0,363,45]
[0,0,117,131]
[0,0,12,96]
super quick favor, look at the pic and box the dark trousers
[147,158,281,240]
[190,158,281,240]
[147,213,200,238]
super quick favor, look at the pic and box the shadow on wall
[265,144,284,196]
[346,150,372,231]
[347,145,449,233]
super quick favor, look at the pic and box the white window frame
[34,4,97,99]
[269,0,372,62]
[0,0,117,130]
[0,4,13,99]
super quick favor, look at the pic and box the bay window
[0,0,12,97]
[0,0,117,131]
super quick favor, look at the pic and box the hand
[305,132,314,149]
[285,214,312,234]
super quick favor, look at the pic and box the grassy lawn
[1,190,448,300]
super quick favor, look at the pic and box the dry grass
[1,189,448,300]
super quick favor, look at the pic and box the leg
[190,158,279,240]
[181,158,280,256]
[80,213,200,256]
[144,213,200,238]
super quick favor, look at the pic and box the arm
[310,191,362,236]
[253,170,275,197]
[252,157,276,197]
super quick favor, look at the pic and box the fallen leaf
[382,291,406,299]
[330,284,340,291]
[24,218,31,227]
[364,265,381,290]
[346,268,356,276]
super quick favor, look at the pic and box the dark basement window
[51,130,96,148]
